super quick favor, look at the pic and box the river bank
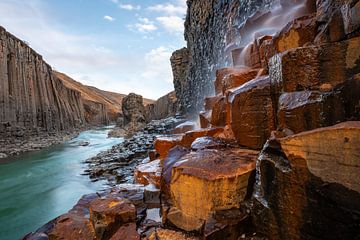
[0,126,123,240]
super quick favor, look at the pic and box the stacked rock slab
[0,26,85,139]
[253,122,360,239]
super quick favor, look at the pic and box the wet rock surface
[85,117,182,186]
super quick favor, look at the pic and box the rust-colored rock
[166,207,205,232]
[272,14,317,53]
[199,110,212,128]
[147,228,198,240]
[161,146,191,199]
[253,121,360,240]
[215,67,259,95]
[277,91,345,133]
[210,96,228,127]
[89,197,136,240]
[269,36,360,92]
[109,223,139,240]
[154,134,183,160]
[134,159,162,187]
[181,128,223,148]
[204,95,221,111]
[169,148,258,222]
[229,76,276,149]
[47,213,96,240]
[47,194,100,240]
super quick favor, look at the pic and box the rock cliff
[176,0,317,115]
[0,26,85,140]
[25,0,360,239]
[55,71,128,125]
[145,91,178,120]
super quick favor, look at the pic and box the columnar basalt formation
[0,26,85,140]
[253,122,360,240]
[145,91,177,121]
[55,71,131,125]
[25,0,360,239]
[170,48,189,114]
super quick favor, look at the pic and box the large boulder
[89,197,136,240]
[168,148,258,231]
[253,121,360,240]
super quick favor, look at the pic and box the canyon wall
[0,26,85,139]
[175,0,317,115]
[55,71,127,125]
[145,91,177,120]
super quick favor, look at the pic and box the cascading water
[226,0,314,68]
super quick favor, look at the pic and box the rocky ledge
[84,117,184,187]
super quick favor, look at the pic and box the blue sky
[0,0,187,99]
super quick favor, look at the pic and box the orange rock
[277,91,345,134]
[181,128,223,148]
[109,223,139,240]
[154,134,183,159]
[229,76,276,149]
[269,36,360,92]
[199,110,212,128]
[215,67,259,95]
[210,96,227,127]
[272,14,317,53]
[147,228,199,240]
[253,121,360,240]
[169,148,258,224]
[134,159,162,187]
[204,95,221,111]
[89,197,136,240]
[47,213,96,240]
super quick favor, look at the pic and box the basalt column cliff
[0,27,85,140]
[23,0,360,239]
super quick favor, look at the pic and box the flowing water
[0,126,123,240]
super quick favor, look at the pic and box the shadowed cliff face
[0,26,85,138]
[174,0,317,116]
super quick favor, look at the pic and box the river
[0,126,123,240]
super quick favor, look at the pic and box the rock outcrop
[253,122,360,240]
[0,26,85,156]
[55,71,129,125]
[170,48,189,114]
[24,0,360,239]
[145,91,177,121]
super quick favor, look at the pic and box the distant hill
[54,71,154,123]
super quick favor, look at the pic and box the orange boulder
[229,76,276,149]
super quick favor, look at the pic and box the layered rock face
[145,91,177,120]
[0,26,85,139]
[177,0,282,115]
[170,48,189,114]
[55,71,130,124]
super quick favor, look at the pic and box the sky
[0,0,187,99]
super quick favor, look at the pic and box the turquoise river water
[0,126,123,240]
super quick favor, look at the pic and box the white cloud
[119,4,140,11]
[156,16,184,33]
[104,15,115,22]
[0,0,182,100]
[148,2,187,16]
[128,17,157,33]
[110,0,119,3]
[142,46,175,84]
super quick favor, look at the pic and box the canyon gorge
[0,0,359,239]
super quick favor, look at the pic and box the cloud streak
[104,15,115,21]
